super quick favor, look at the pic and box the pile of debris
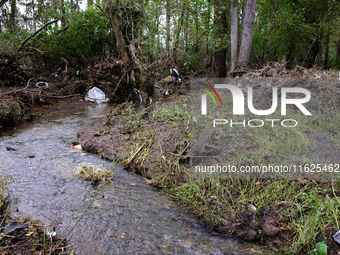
[81,57,147,104]
[0,52,31,87]
[232,60,340,79]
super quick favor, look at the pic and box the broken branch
[19,19,59,50]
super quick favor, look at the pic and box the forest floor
[2,59,340,253]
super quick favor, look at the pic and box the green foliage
[312,241,327,255]
[35,9,116,60]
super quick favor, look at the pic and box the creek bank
[76,76,340,254]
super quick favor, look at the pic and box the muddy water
[0,105,253,255]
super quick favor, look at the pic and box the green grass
[168,177,340,253]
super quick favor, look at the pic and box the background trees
[1,0,340,75]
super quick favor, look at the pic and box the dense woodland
[1,0,340,78]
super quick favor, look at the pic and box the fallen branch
[61,57,68,74]
[28,47,44,54]
[19,19,59,50]
[42,94,81,99]
[0,77,35,97]
[111,69,131,97]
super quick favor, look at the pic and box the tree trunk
[60,0,65,27]
[10,0,16,34]
[324,31,330,67]
[230,0,238,70]
[205,0,211,56]
[334,34,340,69]
[237,0,257,68]
[211,0,227,77]
[263,0,275,64]
[286,35,295,69]
[166,0,171,53]
[104,0,130,62]
[174,0,185,63]
[174,0,185,50]
[194,9,200,53]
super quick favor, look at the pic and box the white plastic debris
[46,229,56,238]
[85,87,109,104]
[248,204,257,212]
[35,82,49,89]
[133,88,142,105]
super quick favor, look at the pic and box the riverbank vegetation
[1,0,340,253]
[76,74,340,253]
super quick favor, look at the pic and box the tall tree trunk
[9,0,16,34]
[166,0,171,53]
[184,10,189,52]
[230,0,238,70]
[263,0,275,64]
[104,0,130,62]
[156,15,160,53]
[60,0,65,27]
[286,35,295,69]
[211,0,227,77]
[174,0,185,63]
[76,0,80,13]
[334,34,340,69]
[324,31,330,67]
[237,0,257,68]
[174,0,185,50]
[205,0,211,56]
[52,0,58,27]
[194,9,200,53]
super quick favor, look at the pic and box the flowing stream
[0,105,255,255]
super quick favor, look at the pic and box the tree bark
[174,0,185,50]
[52,0,58,27]
[104,0,130,62]
[211,0,227,77]
[60,0,65,27]
[205,0,211,56]
[334,34,340,69]
[263,0,275,64]
[237,0,257,68]
[324,31,330,67]
[10,0,16,34]
[166,0,171,53]
[286,35,295,69]
[230,0,238,70]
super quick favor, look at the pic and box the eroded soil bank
[77,76,340,254]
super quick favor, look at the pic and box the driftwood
[19,19,59,50]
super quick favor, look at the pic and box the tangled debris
[75,164,113,185]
